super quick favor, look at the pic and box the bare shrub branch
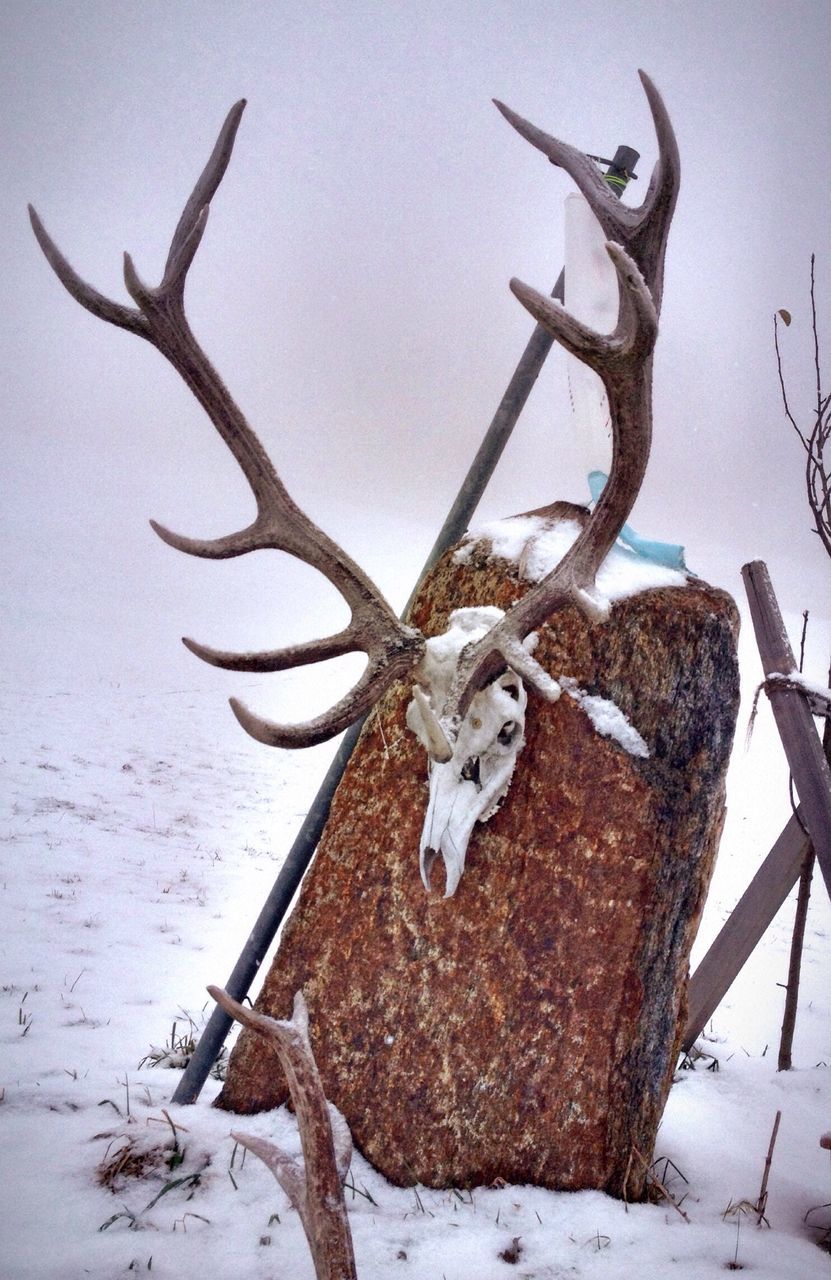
[775,256,831,562]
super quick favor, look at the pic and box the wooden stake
[778,656,829,1070]
[685,811,809,1052]
[742,562,831,898]
[778,844,815,1070]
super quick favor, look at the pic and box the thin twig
[778,844,814,1070]
[756,1110,782,1225]
[786,608,812,835]
[812,255,822,420]
[774,312,804,442]
[774,260,831,561]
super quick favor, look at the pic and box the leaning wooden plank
[684,810,809,1052]
[742,560,831,897]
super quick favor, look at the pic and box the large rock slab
[217,529,739,1198]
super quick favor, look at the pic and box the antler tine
[509,242,658,371]
[446,248,656,713]
[628,70,680,311]
[29,102,246,330]
[181,630,355,673]
[508,241,657,577]
[493,98,639,239]
[32,103,425,750]
[228,649,408,748]
[495,70,679,309]
[28,205,147,335]
[165,99,246,278]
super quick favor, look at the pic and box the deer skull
[407,608,531,897]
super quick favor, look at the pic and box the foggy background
[3,1,830,729]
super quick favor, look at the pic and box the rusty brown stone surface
[216,536,740,1198]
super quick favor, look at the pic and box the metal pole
[172,720,363,1102]
[171,143,638,1105]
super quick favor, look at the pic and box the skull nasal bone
[422,846,452,896]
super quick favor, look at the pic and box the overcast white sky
[3,1,830,708]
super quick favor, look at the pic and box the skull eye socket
[497,720,518,747]
[503,681,521,701]
[460,756,481,786]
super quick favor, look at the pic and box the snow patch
[454,514,688,600]
[560,676,650,758]
[2,620,831,1280]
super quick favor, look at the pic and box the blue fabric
[587,471,688,572]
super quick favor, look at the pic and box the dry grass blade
[630,1146,691,1222]
[755,1109,781,1225]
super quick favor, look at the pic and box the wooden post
[741,561,831,898]
[777,843,815,1069]
[777,670,830,1069]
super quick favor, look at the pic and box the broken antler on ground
[208,986,357,1280]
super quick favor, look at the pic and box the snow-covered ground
[2,604,830,1279]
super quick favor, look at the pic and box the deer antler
[29,101,424,749]
[493,70,679,311]
[440,71,680,725]
[31,76,678,767]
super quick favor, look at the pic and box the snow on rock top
[454,515,688,600]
